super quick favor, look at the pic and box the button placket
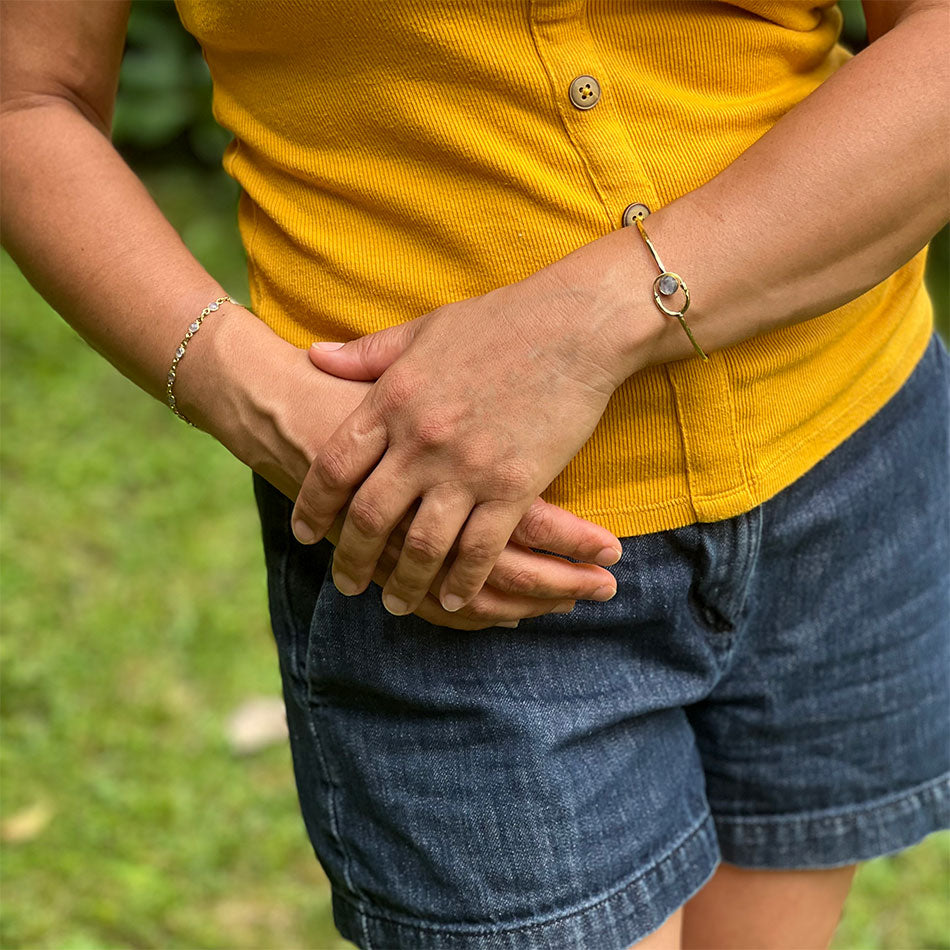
[528,0,662,226]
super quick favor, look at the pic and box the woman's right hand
[184,305,621,630]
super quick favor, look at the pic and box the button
[569,75,601,110]
[621,203,651,227]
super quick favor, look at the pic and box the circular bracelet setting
[166,295,232,427]
[634,218,708,362]
[652,271,690,317]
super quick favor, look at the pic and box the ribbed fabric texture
[175,0,933,537]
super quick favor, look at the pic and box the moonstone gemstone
[658,274,678,295]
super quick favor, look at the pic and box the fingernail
[497,620,519,628]
[334,572,360,596]
[553,602,575,614]
[595,545,622,566]
[292,519,316,544]
[441,593,465,612]
[593,584,616,602]
[382,593,410,616]
[312,341,345,350]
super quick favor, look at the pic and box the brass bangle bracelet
[166,295,233,426]
[634,217,709,362]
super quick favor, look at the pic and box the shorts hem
[712,771,950,870]
[332,809,721,950]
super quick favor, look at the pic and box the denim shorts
[253,331,950,950]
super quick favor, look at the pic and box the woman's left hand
[291,265,629,617]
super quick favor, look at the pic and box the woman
[2,1,947,947]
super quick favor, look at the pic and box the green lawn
[1,164,947,949]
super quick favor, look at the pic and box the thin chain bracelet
[633,217,709,362]
[166,295,232,426]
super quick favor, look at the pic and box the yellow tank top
[174,0,933,537]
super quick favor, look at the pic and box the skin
[292,0,949,622]
[0,0,939,944]
[624,862,857,949]
[0,0,625,632]
[679,863,859,950]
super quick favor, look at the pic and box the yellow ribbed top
[175,0,933,537]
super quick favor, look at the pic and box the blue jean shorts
[253,332,950,950]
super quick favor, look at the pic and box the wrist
[545,195,721,383]
[175,303,373,500]
[174,304,319,492]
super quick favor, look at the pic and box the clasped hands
[291,265,631,627]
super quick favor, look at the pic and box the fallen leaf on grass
[1,801,54,843]
[225,696,288,755]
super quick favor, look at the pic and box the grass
[0,166,346,949]
[1,163,948,949]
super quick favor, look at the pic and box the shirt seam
[568,327,930,520]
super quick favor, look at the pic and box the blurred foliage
[113,0,230,165]
[838,0,868,53]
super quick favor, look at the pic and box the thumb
[308,321,418,381]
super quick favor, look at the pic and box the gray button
[569,75,601,110]
[621,203,651,227]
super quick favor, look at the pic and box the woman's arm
[543,0,950,379]
[0,0,625,629]
[295,0,949,616]
[0,0,304,475]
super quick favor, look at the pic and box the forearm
[2,97,235,398]
[0,96,326,482]
[549,3,949,379]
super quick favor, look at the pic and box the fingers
[438,501,525,612]
[368,528,576,629]
[488,544,617,602]
[410,590,576,631]
[513,497,622,566]
[291,402,386,544]
[333,500,621,626]
[329,459,421,596]
[308,321,418,381]
[379,490,473,616]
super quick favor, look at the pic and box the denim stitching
[256,475,371,942]
[712,771,950,827]
[337,809,716,938]
[301,583,373,946]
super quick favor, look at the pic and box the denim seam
[336,807,715,939]
[722,506,762,624]
[274,499,305,689]
[263,483,368,932]
[712,771,949,827]
[301,710,375,950]
[268,522,368,947]
[255,476,371,943]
